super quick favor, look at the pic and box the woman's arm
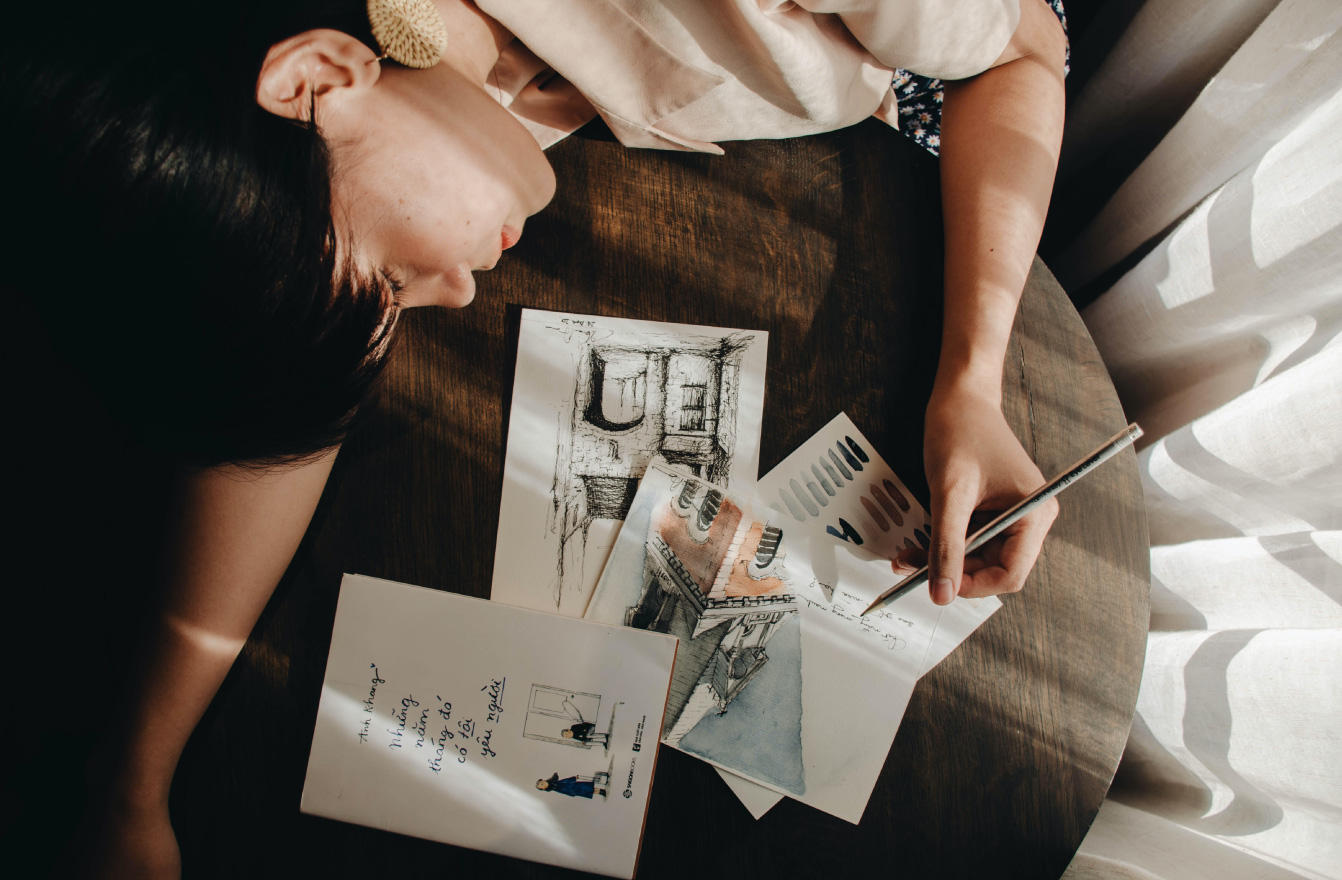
[89,450,337,879]
[914,0,1067,604]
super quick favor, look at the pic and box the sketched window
[753,525,782,568]
[698,488,723,533]
[679,384,707,431]
[676,478,699,512]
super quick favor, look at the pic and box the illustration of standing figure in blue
[537,770,611,800]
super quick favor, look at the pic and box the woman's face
[325,61,556,308]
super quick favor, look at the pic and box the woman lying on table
[5,0,1065,875]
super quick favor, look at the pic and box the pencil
[859,422,1144,616]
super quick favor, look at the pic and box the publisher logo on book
[624,715,647,798]
[624,756,637,798]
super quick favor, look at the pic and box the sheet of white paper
[719,767,788,819]
[491,310,768,617]
[714,413,1003,818]
[585,461,946,823]
[712,590,1002,818]
[302,574,677,879]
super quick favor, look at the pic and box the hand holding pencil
[867,422,1144,616]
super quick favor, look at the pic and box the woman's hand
[912,0,1066,605]
[899,384,1057,605]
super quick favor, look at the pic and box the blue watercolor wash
[677,614,805,796]
[828,449,853,481]
[812,464,835,496]
[790,479,819,517]
[826,517,864,545]
[819,456,843,487]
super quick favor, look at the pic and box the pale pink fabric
[478,0,1019,153]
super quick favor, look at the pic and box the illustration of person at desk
[562,720,609,748]
[558,698,611,751]
[537,771,610,800]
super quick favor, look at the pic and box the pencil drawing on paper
[610,467,806,794]
[522,685,617,751]
[546,324,758,610]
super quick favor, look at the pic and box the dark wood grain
[5,119,1149,879]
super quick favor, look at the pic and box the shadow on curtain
[1051,2,1342,878]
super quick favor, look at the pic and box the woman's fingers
[957,498,1059,597]
[927,481,980,605]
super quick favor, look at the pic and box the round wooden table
[7,119,1149,878]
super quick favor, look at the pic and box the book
[301,574,678,879]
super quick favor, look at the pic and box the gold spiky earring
[366,0,449,69]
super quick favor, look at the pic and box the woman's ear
[256,29,380,122]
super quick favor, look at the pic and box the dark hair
[4,1,395,466]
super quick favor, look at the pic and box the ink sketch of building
[625,478,797,744]
[550,332,755,597]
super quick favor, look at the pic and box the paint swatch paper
[491,310,767,617]
[584,460,947,823]
[719,415,1003,820]
[718,413,1003,818]
[761,412,930,559]
[302,574,677,879]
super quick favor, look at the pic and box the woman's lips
[501,225,522,251]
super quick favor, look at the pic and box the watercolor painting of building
[622,477,798,744]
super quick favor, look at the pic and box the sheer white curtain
[1053,1,1342,878]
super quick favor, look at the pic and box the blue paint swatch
[828,449,853,481]
[790,479,819,517]
[812,464,835,496]
[837,441,862,472]
[826,517,864,545]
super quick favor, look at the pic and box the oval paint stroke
[805,479,827,508]
[812,464,835,496]
[883,479,911,512]
[779,487,806,522]
[845,436,870,463]
[871,482,904,527]
[789,479,819,517]
[828,449,853,481]
[819,456,844,488]
[860,496,890,531]
[837,441,862,472]
[914,527,930,549]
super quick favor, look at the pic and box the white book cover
[302,574,677,879]
[491,309,767,617]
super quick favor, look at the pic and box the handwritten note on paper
[302,575,676,879]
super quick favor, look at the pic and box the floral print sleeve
[894,0,1068,156]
